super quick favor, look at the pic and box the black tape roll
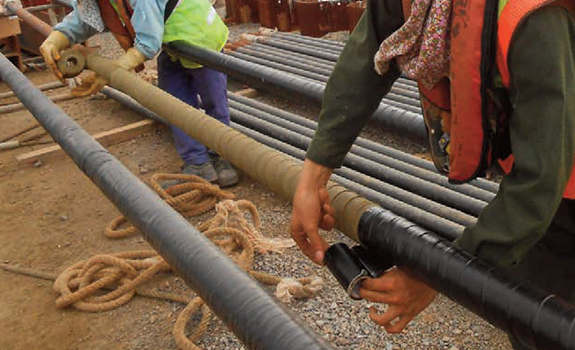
[352,245,394,278]
[324,243,370,300]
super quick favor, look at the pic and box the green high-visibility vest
[163,0,229,69]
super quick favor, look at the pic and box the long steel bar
[5,1,52,37]
[229,104,487,215]
[166,43,428,142]
[227,93,499,193]
[0,53,334,350]
[230,49,423,111]
[228,94,498,195]
[358,207,575,350]
[231,122,466,238]
[0,80,64,99]
[98,84,469,235]
[62,48,575,349]
[245,43,421,99]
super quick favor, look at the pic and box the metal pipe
[231,122,467,239]
[165,42,428,143]
[2,3,59,16]
[249,42,336,69]
[227,93,499,194]
[269,31,346,49]
[250,36,341,61]
[228,51,329,83]
[91,86,472,234]
[5,1,52,37]
[229,104,487,216]
[59,49,575,349]
[0,81,64,100]
[358,207,575,350]
[238,43,423,104]
[0,53,334,350]
[230,49,423,111]
[0,93,76,114]
[236,46,334,76]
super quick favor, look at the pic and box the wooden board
[16,119,162,165]
[234,88,259,98]
[0,17,21,39]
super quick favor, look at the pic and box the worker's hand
[290,158,335,264]
[359,267,437,333]
[71,72,108,97]
[39,31,70,83]
[70,47,146,97]
[115,47,147,71]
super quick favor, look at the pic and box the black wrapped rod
[269,31,346,49]
[230,106,488,216]
[164,42,428,143]
[232,122,467,239]
[228,93,499,194]
[228,98,495,202]
[253,37,342,61]
[0,54,334,350]
[91,83,470,236]
[358,206,575,350]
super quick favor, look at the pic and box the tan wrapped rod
[79,52,375,241]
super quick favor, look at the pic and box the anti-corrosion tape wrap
[0,53,335,350]
[358,206,575,350]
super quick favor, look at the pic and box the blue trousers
[157,51,230,166]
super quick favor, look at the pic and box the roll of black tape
[324,243,370,300]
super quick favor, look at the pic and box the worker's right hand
[290,158,335,264]
[71,72,108,97]
[39,31,70,83]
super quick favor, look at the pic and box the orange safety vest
[409,0,575,199]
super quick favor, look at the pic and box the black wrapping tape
[358,206,575,350]
[164,42,428,143]
[324,243,393,300]
[0,54,334,350]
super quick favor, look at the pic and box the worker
[39,0,240,187]
[289,0,575,349]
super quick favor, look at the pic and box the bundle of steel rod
[12,6,575,349]
[165,41,428,143]
[56,49,575,350]
[104,83,490,240]
[0,52,334,350]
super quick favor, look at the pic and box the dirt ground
[0,33,513,350]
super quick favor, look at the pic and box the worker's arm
[306,0,405,169]
[129,0,167,59]
[291,0,405,264]
[53,1,99,44]
[455,7,575,267]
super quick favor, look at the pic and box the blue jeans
[157,51,230,166]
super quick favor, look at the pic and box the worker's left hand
[71,47,147,97]
[71,72,108,97]
[359,267,437,333]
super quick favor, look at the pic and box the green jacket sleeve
[454,7,575,267]
[306,0,405,168]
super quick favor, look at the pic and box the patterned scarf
[77,0,106,32]
[373,0,452,89]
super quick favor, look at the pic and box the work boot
[212,157,240,188]
[182,162,219,183]
[161,161,219,190]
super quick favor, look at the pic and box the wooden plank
[234,88,259,98]
[16,119,161,165]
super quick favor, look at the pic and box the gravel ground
[2,22,512,350]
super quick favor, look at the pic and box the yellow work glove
[39,31,70,83]
[115,47,147,70]
[71,47,147,97]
